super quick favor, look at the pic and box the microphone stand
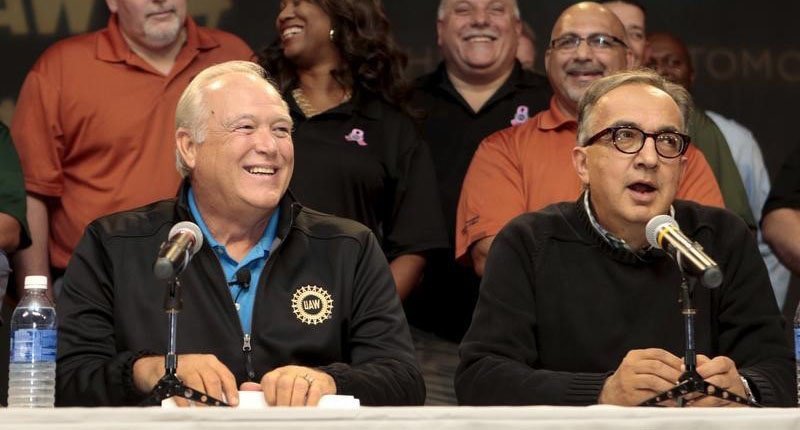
[640,270,759,407]
[141,257,229,406]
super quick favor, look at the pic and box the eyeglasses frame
[549,33,629,51]
[582,125,691,159]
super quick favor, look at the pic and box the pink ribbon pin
[344,128,367,146]
[510,105,530,126]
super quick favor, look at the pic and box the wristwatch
[739,375,757,404]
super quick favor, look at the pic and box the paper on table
[161,391,360,409]
[317,394,360,409]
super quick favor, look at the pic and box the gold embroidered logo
[292,285,333,325]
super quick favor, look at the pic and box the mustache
[145,7,177,18]
[564,62,604,74]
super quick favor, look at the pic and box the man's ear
[544,48,551,74]
[436,18,444,48]
[176,128,198,171]
[625,47,635,69]
[676,153,688,185]
[573,146,590,186]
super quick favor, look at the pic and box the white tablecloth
[0,405,799,429]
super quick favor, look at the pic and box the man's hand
[598,348,684,406]
[469,236,494,277]
[249,365,336,406]
[132,354,238,407]
[689,354,748,407]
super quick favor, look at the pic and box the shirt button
[235,303,241,311]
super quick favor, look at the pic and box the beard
[143,14,183,48]
[564,82,590,107]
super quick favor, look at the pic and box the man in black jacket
[56,61,424,407]
[456,69,794,407]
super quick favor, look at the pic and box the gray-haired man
[457,69,793,407]
[56,61,424,407]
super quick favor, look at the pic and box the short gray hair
[437,0,520,19]
[576,69,693,146]
[174,61,280,178]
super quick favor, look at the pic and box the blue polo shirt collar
[187,188,279,333]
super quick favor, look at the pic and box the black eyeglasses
[550,33,628,51]
[583,126,690,159]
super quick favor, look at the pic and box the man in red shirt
[11,0,252,293]
[456,2,724,275]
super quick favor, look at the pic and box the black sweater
[456,197,794,406]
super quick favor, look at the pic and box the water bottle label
[10,329,57,363]
[795,328,800,360]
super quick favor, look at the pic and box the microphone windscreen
[645,215,677,249]
[169,221,203,255]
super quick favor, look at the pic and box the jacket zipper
[243,334,256,381]
[239,203,297,383]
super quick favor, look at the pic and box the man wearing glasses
[455,2,724,276]
[455,69,793,407]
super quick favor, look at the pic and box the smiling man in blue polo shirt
[55,61,424,407]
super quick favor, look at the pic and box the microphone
[228,268,251,290]
[645,215,723,288]
[229,268,252,308]
[153,221,203,280]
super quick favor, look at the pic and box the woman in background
[260,0,446,299]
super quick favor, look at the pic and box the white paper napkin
[161,391,360,409]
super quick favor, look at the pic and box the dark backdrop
[1,0,798,178]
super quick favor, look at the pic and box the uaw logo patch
[292,285,334,325]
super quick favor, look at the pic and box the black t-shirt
[287,91,447,260]
[404,62,552,341]
[763,144,800,217]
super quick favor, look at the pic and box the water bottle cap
[23,275,48,290]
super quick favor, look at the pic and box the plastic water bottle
[795,302,800,406]
[7,276,57,407]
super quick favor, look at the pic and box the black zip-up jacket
[56,184,425,406]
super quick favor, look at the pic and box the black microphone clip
[228,268,251,290]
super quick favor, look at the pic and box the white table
[0,405,799,429]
